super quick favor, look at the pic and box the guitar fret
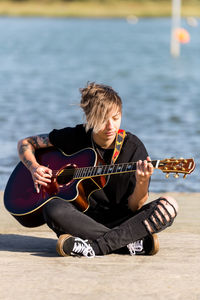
[76,168,80,178]
[73,169,78,178]
[126,163,133,171]
[83,168,88,177]
[108,165,114,173]
[89,167,94,176]
[86,167,90,177]
[101,165,107,175]
[79,168,83,178]
[96,165,103,175]
[116,164,122,172]
[87,167,93,177]
[92,167,97,176]
[78,169,82,178]
[82,167,87,177]
[128,162,135,171]
[112,165,117,173]
[80,168,84,178]
[122,164,126,172]
[104,165,109,175]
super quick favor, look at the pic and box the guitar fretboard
[72,160,160,179]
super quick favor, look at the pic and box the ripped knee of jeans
[143,197,178,234]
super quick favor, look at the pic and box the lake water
[0,17,199,193]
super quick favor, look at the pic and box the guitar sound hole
[57,166,75,185]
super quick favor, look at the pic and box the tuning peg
[183,174,187,179]
[174,173,179,178]
[165,173,170,178]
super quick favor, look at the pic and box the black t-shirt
[49,124,148,225]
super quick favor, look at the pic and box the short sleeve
[48,124,92,154]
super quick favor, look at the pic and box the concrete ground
[0,191,200,300]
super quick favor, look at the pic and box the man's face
[96,107,122,141]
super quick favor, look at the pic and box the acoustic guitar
[4,147,195,227]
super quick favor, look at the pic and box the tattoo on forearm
[18,134,50,169]
[24,158,32,169]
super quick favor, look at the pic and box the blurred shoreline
[0,1,200,18]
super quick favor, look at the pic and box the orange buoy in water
[174,28,190,44]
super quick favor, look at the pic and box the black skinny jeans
[43,197,174,255]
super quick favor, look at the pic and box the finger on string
[35,179,48,187]
[42,172,52,180]
[34,183,40,194]
[36,173,51,183]
[43,173,52,178]
[147,162,154,172]
[44,167,52,176]
[137,160,142,170]
[143,160,148,170]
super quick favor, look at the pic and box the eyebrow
[113,111,121,117]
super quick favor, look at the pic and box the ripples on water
[0,17,199,192]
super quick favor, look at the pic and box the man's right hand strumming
[17,133,53,193]
[30,164,52,193]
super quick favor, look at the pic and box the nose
[105,119,114,130]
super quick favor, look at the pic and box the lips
[105,131,115,136]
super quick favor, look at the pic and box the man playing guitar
[17,82,178,257]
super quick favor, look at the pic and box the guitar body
[4,147,107,228]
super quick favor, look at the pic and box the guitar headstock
[158,158,195,179]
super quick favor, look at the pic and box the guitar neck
[73,160,161,179]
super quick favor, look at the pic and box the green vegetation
[0,0,199,17]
